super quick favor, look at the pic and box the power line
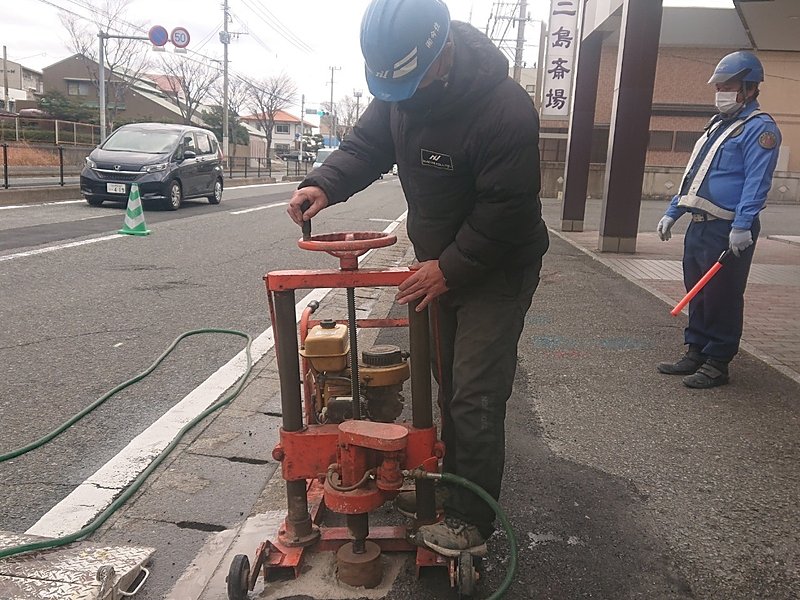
[239,0,312,53]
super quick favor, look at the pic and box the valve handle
[300,200,312,241]
[297,231,398,270]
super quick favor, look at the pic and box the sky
[2,0,734,121]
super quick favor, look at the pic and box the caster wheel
[456,551,478,598]
[226,554,250,600]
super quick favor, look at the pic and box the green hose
[412,469,518,600]
[0,328,253,559]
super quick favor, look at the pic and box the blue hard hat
[360,0,451,102]
[708,51,764,85]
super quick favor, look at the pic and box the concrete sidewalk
[541,198,800,382]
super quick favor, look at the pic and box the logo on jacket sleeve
[420,149,453,171]
[758,131,778,150]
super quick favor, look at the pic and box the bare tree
[159,55,221,125]
[59,0,151,130]
[246,73,298,159]
[214,75,251,158]
[335,95,360,139]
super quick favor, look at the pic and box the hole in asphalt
[175,521,227,532]
[226,456,272,465]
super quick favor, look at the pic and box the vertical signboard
[541,0,580,118]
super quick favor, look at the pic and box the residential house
[240,109,306,155]
[41,54,201,127]
[0,59,43,110]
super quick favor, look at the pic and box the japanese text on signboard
[541,0,579,118]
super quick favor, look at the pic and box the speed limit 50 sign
[170,27,191,48]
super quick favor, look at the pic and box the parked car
[278,151,315,162]
[312,148,336,170]
[80,123,224,210]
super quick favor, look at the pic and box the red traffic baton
[670,249,732,316]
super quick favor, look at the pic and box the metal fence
[0,116,101,146]
[225,156,311,180]
[0,144,311,189]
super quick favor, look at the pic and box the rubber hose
[432,471,518,600]
[0,328,253,559]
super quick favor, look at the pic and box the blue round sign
[148,25,169,47]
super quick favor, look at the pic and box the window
[525,84,535,93]
[195,132,212,154]
[274,143,290,152]
[66,80,90,96]
[674,131,699,153]
[540,137,568,162]
[275,124,289,134]
[648,130,674,151]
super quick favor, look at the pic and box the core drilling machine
[225,222,485,598]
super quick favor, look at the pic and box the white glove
[729,228,753,257]
[657,216,675,241]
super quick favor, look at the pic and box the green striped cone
[118,183,151,236]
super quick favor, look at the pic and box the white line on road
[0,199,84,210]
[227,181,297,190]
[229,201,288,215]
[26,210,408,538]
[0,234,124,263]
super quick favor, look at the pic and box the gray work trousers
[432,262,541,537]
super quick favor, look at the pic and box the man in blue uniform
[656,51,781,389]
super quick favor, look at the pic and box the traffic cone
[118,183,151,236]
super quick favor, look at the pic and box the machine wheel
[226,554,250,600]
[208,178,223,204]
[164,180,182,211]
[456,551,478,598]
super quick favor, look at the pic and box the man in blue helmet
[655,50,781,389]
[287,0,548,555]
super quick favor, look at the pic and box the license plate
[106,183,126,194]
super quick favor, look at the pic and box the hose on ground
[408,469,518,600]
[0,328,253,559]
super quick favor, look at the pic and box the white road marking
[369,218,394,223]
[77,214,111,221]
[227,181,297,190]
[114,343,124,348]
[0,199,84,210]
[26,211,408,538]
[0,234,125,263]
[229,201,288,215]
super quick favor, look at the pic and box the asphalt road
[0,178,407,534]
[2,184,798,600]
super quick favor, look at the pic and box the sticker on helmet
[758,131,778,150]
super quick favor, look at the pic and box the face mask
[715,91,742,115]
[398,79,448,113]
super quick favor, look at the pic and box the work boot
[657,345,704,375]
[394,485,449,518]
[414,517,488,558]
[683,359,730,389]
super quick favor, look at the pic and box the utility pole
[221,0,231,164]
[97,30,148,142]
[513,0,528,83]
[354,89,362,122]
[98,32,106,141]
[329,66,340,146]
[299,93,305,159]
[3,46,10,111]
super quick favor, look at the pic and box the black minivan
[80,123,224,210]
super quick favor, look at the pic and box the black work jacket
[299,21,548,289]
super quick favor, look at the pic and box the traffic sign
[170,27,191,48]
[148,25,169,47]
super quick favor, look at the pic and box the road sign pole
[98,31,106,142]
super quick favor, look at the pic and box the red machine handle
[671,250,732,316]
[298,232,397,270]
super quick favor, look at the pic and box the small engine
[299,319,410,423]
